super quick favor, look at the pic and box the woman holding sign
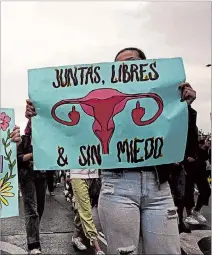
[25,47,197,255]
[97,47,197,255]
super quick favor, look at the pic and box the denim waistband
[102,166,161,190]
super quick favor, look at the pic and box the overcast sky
[1,1,211,134]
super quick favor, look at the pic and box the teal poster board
[0,108,19,218]
[29,58,188,170]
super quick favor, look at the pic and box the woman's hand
[10,125,22,146]
[179,82,196,105]
[187,157,195,163]
[23,153,33,162]
[25,99,37,119]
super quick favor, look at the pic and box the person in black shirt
[47,170,56,196]
[184,136,211,225]
[17,120,47,255]
[169,162,191,234]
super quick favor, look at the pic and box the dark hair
[115,47,146,61]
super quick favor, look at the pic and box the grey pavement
[180,197,211,255]
[1,185,100,254]
[1,185,211,254]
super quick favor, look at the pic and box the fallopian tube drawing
[51,88,164,154]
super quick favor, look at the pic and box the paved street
[1,185,103,255]
[1,184,211,254]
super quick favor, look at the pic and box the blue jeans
[98,170,181,254]
[19,169,47,251]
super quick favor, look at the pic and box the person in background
[98,47,197,255]
[25,104,105,255]
[47,170,56,196]
[206,138,211,184]
[10,126,23,198]
[63,171,74,204]
[184,136,211,225]
[55,170,63,186]
[69,169,104,255]
[10,125,23,197]
[17,119,47,255]
[169,162,191,234]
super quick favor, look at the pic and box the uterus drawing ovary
[51,88,164,154]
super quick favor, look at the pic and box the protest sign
[0,108,19,218]
[29,58,188,170]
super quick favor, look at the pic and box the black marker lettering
[153,137,163,159]
[78,66,88,85]
[91,144,102,165]
[94,66,101,83]
[52,69,61,88]
[134,139,144,163]
[117,140,130,162]
[130,64,139,82]
[139,64,149,81]
[111,65,118,83]
[118,64,123,82]
[61,69,68,87]
[122,64,131,83]
[85,67,94,84]
[149,61,159,80]
[144,137,154,160]
[79,146,87,166]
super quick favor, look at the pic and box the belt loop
[154,166,161,190]
[140,169,142,183]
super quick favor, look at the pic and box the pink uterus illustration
[51,88,164,154]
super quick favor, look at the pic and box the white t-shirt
[67,169,99,179]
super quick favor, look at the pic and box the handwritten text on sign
[29,58,188,170]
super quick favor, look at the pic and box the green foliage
[1,129,17,184]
